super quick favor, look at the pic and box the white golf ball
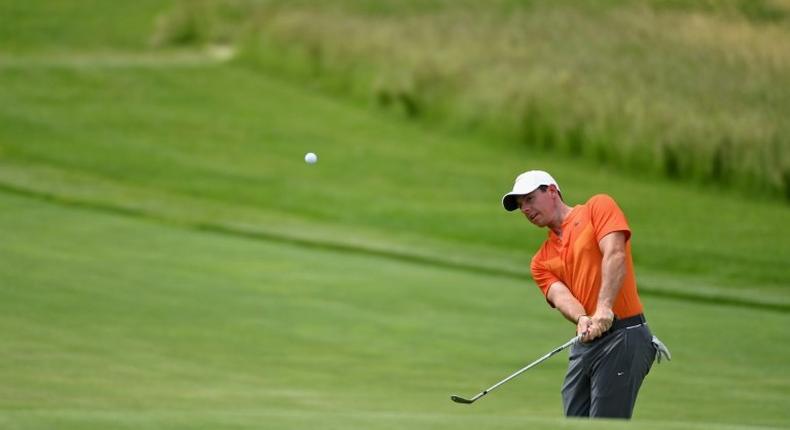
[304,152,318,164]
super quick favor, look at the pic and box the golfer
[502,170,669,419]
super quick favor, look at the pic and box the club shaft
[473,335,579,400]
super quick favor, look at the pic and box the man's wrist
[596,301,614,314]
[575,314,588,324]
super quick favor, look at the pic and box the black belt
[599,313,646,338]
[611,313,646,330]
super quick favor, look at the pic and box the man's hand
[576,315,592,339]
[582,307,614,342]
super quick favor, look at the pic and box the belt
[599,313,646,338]
[611,313,646,331]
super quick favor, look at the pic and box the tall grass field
[1,1,788,429]
[163,0,790,200]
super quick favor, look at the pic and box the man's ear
[547,184,563,202]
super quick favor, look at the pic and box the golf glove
[651,335,672,364]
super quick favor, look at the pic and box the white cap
[501,170,560,211]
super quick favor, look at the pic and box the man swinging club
[502,170,670,419]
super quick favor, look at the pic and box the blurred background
[1,1,788,429]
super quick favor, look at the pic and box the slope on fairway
[1,60,788,310]
[0,0,170,54]
[1,190,788,430]
[2,0,789,307]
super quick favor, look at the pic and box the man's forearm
[555,294,588,325]
[547,282,587,324]
[597,249,626,313]
[585,231,629,341]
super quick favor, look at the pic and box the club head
[450,395,474,404]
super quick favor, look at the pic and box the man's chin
[529,219,546,228]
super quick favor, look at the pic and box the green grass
[0,0,168,53]
[1,59,787,307]
[0,1,789,428]
[1,190,788,429]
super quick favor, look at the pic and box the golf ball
[305,152,318,164]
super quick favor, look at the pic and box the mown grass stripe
[2,181,786,313]
[0,409,784,430]
[0,47,235,70]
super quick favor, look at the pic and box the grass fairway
[1,1,789,428]
[1,59,788,308]
[1,190,788,430]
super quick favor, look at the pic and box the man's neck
[550,203,573,237]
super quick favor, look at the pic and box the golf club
[450,335,581,404]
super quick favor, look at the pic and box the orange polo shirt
[530,194,643,318]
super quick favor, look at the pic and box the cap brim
[502,193,520,211]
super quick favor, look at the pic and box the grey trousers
[562,323,655,418]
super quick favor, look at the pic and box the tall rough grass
[155,0,790,200]
[150,0,254,48]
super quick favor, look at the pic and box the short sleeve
[531,253,560,299]
[588,194,631,242]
